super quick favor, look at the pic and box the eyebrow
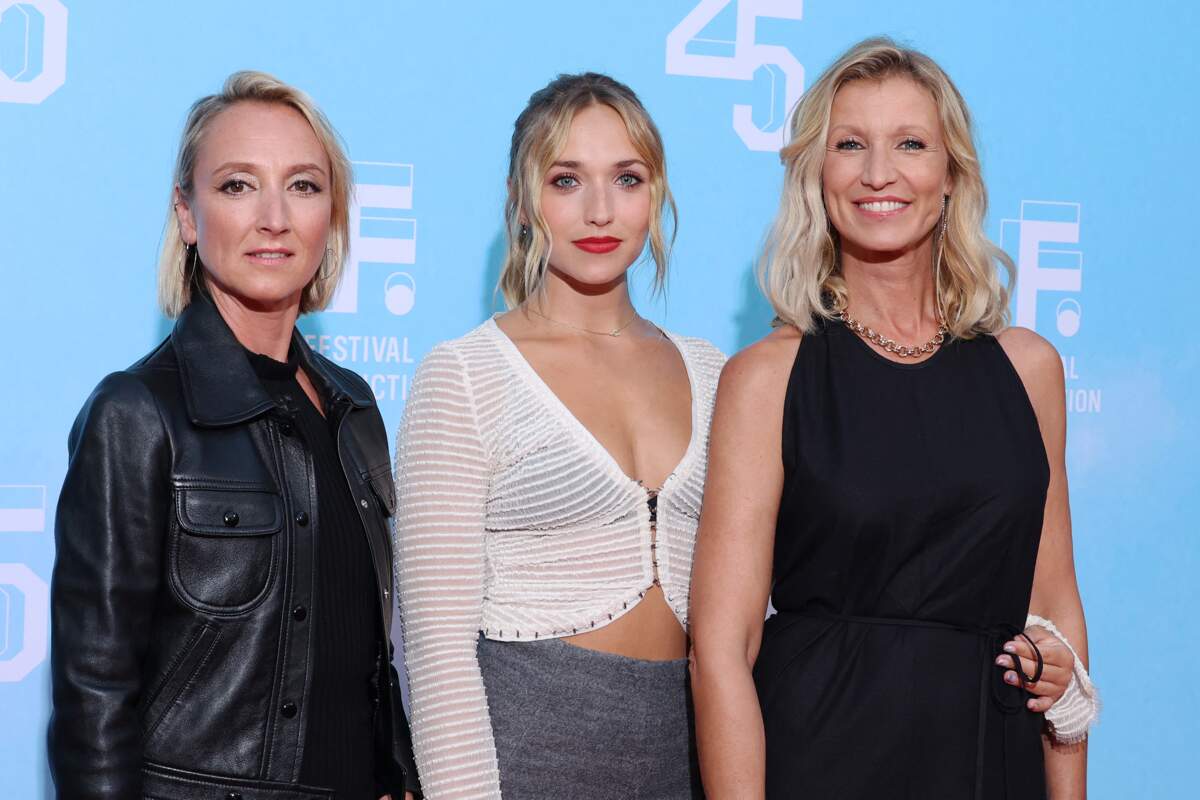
[550,159,648,169]
[212,161,328,176]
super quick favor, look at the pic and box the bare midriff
[564,585,687,660]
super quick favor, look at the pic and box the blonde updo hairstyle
[157,70,353,318]
[760,37,1014,338]
[499,72,676,308]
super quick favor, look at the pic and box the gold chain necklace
[527,306,639,337]
[835,309,948,358]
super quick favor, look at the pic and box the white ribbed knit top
[393,317,725,799]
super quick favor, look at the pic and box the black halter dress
[754,318,1050,799]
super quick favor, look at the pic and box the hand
[994,625,1074,713]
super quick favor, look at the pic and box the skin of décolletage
[688,74,1088,798]
[496,102,694,661]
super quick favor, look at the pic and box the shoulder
[719,326,803,398]
[417,320,502,373]
[996,326,1064,394]
[70,368,169,451]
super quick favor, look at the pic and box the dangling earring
[186,242,199,285]
[935,195,949,316]
[317,248,334,281]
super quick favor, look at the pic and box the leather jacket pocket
[170,486,283,613]
[140,622,221,738]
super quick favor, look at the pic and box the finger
[1003,638,1036,662]
[1027,694,1056,714]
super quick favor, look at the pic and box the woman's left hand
[995,624,1074,713]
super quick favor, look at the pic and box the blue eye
[552,173,580,188]
[615,172,643,188]
[835,139,864,151]
[899,138,926,151]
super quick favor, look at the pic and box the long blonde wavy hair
[157,71,353,318]
[499,72,676,308]
[759,37,1014,338]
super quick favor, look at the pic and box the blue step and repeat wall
[2,1,1197,796]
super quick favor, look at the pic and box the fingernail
[1005,673,1018,685]
[1003,643,1016,654]
[995,656,1006,666]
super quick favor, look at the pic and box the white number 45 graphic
[666,0,804,152]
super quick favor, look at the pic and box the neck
[840,233,940,339]
[530,267,637,332]
[208,285,301,362]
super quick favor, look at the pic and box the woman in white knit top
[394,73,722,799]
[393,72,1094,799]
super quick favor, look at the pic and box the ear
[173,186,198,246]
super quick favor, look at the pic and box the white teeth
[253,252,287,259]
[857,200,908,212]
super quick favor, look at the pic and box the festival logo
[0,0,67,104]
[0,563,48,682]
[666,0,804,152]
[308,160,419,406]
[0,484,45,532]
[1001,201,1099,413]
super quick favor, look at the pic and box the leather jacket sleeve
[48,372,171,798]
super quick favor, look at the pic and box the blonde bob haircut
[499,72,676,308]
[760,37,1014,339]
[157,71,353,318]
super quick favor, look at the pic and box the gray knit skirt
[477,635,703,799]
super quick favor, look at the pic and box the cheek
[539,191,576,237]
[294,200,333,247]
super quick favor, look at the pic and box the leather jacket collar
[172,295,373,428]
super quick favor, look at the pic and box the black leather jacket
[49,297,418,799]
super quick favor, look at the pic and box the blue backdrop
[2,1,1197,796]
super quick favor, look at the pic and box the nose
[860,145,898,190]
[584,183,614,228]
[257,186,290,236]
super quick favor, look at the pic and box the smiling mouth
[854,199,911,215]
[246,250,293,262]
[572,237,622,254]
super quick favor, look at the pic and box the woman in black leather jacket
[48,71,418,800]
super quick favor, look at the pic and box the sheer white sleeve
[394,343,501,799]
[1026,613,1099,745]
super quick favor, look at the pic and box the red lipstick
[572,236,622,254]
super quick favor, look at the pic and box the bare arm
[690,331,800,799]
[999,328,1089,799]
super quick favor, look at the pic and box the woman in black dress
[689,39,1090,798]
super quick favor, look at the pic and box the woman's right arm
[393,344,502,800]
[690,333,798,799]
[49,372,171,798]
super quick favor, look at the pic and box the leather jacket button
[227,793,244,800]
[279,420,294,437]
[292,605,307,621]
[280,700,297,718]
[294,510,309,526]
[223,511,239,527]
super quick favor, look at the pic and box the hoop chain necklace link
[835,309,948,358]
[527,306,639,337]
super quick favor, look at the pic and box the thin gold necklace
[527,305,639,337]
[835,308,948,359]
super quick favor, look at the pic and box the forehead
[558,103,639,158]
[829,75,940,130]
[196,101,329,168]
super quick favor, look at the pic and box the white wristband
[1025,613,1098,744]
